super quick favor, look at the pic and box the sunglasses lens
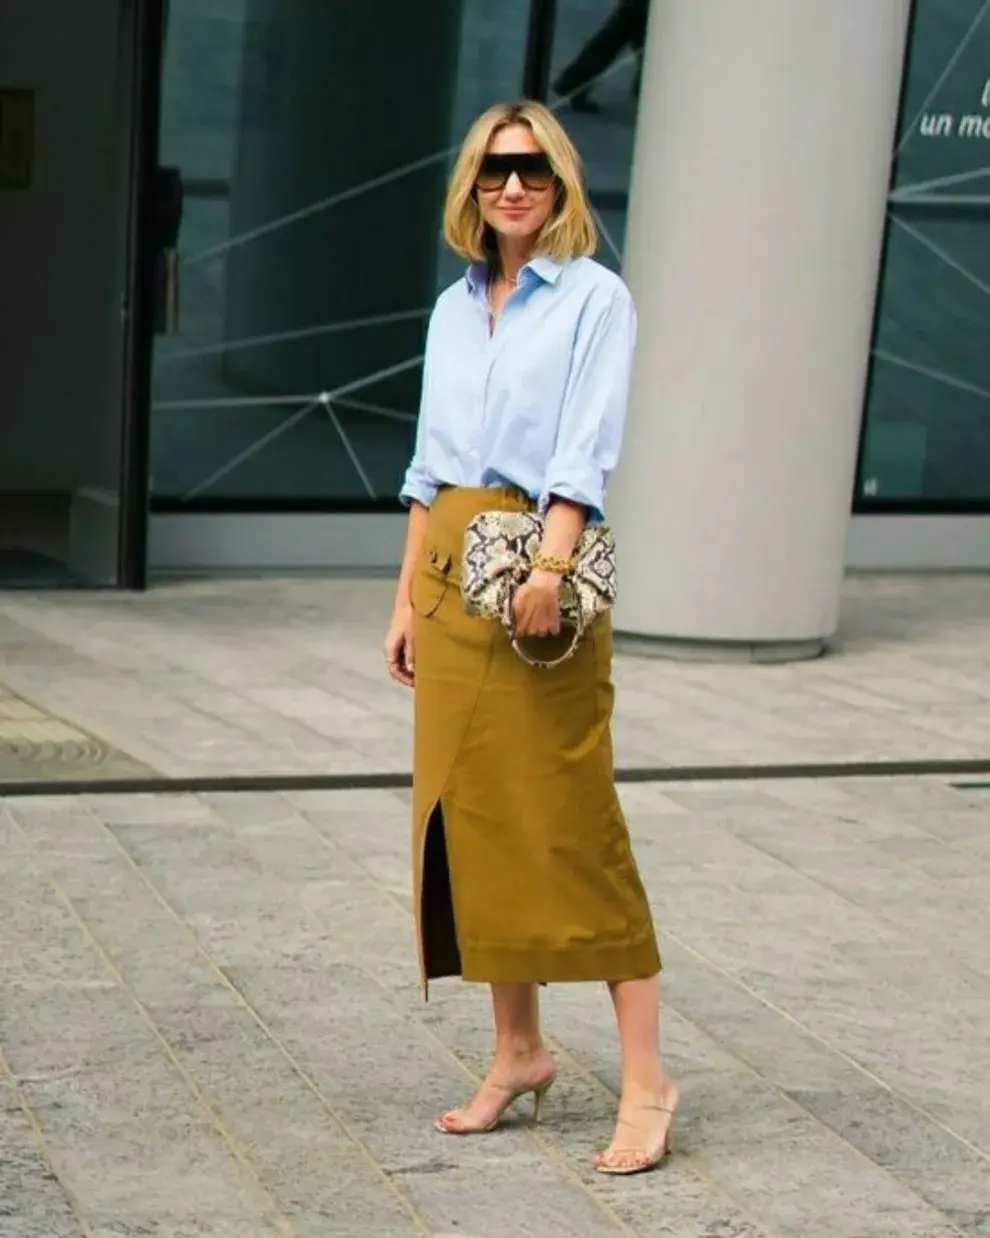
[476,164,506,191]
[520,166,554,190]
[477,154,554,191]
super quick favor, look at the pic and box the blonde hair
[443,100,598,265]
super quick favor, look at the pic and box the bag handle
[503,583,583,670]
[510,628,581,670]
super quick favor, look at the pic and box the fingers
[387,654,414,687]
[405,631,416,679]
[513,599,561,639]
[384,633,415,688]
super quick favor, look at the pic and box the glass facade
[153,2,989,525]
[859,0,990,508]
[149,0,649,511]
[547,0,647,268]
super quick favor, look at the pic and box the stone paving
[2,775,989,1237]
[1,573,990,782]
[0,684,154,784]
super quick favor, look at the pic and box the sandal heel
[532,1076,555,1125]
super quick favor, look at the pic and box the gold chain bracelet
[532,551,573,576]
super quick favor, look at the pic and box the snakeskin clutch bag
[461,509,617,669]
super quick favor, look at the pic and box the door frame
[116,0,166,588]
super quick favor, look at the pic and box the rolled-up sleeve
[399,454,437,508]
[398,323,439,509]
[539,287,637,524]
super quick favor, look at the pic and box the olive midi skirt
[412,486,661,992]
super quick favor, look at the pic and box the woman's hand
[512,570,562,638]
[384,601,415,687]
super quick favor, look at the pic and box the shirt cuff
[539,463,606,525]
[399,472,438,508]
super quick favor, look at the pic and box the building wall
[0,0,127,493]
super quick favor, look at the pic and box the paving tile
[0,1078,84,1238]
[3,569,990,1234]
[4,778,987,1234]
[4,575,990,779]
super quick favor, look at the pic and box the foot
[434,1049,557,1135]
[595,1080,679,1175]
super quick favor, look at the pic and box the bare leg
[596,973,679,1170]
[435,983,557,1134]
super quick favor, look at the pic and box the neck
[496,235,534,284]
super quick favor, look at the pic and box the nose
[502,171,526,199]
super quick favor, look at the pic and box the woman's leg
[597,973,679,1168]
[435,983,557,1133]
[490,982,546,1066]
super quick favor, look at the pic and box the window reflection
[547,0,650,271]
[859,0,990,506]
[151,1,532,507]
[149,0,652,509]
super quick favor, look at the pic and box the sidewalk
[2,775,988,1236]
[1,574,989,1236]
[2,573,990,782]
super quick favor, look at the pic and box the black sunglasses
[476,152,556,192]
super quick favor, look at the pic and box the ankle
[494,1036,548,1066]
[620,1070,674,1103]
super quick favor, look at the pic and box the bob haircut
[443,100,598,266]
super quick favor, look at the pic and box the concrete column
[610,0,911,659]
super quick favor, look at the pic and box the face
[475,124,557,244]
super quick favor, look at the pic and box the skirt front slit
[411,486,660,992]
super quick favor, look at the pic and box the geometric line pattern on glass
[180,354,424,501]
[593,206,622,264]
[895,0,990,157]
[889,192,990,205]
[154,393,418,422]
[155,394,324,411]
[183,149,454,269]
[333,396,416,424]
[182,48,643,270]
[873,347,990,402]
[324,401,377,499]
[157,308,432,367]
[891,213,990,302]
[892,163,990,199]
[166,46,643,502]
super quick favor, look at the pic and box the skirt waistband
[426,486,535,584]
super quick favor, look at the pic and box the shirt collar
[526,255,564,285]
[465,254,565,294]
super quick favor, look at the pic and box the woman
[383,100,678,1175]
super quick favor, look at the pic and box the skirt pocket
[412,549,452,618]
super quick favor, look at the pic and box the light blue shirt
[399,255,637,523]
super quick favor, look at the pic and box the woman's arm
[512,498,587,638]
[513,287,635,640]
[394,501,430,609]
[537,497,587,571]
[385,501,429,687]
[539,285,637,525]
